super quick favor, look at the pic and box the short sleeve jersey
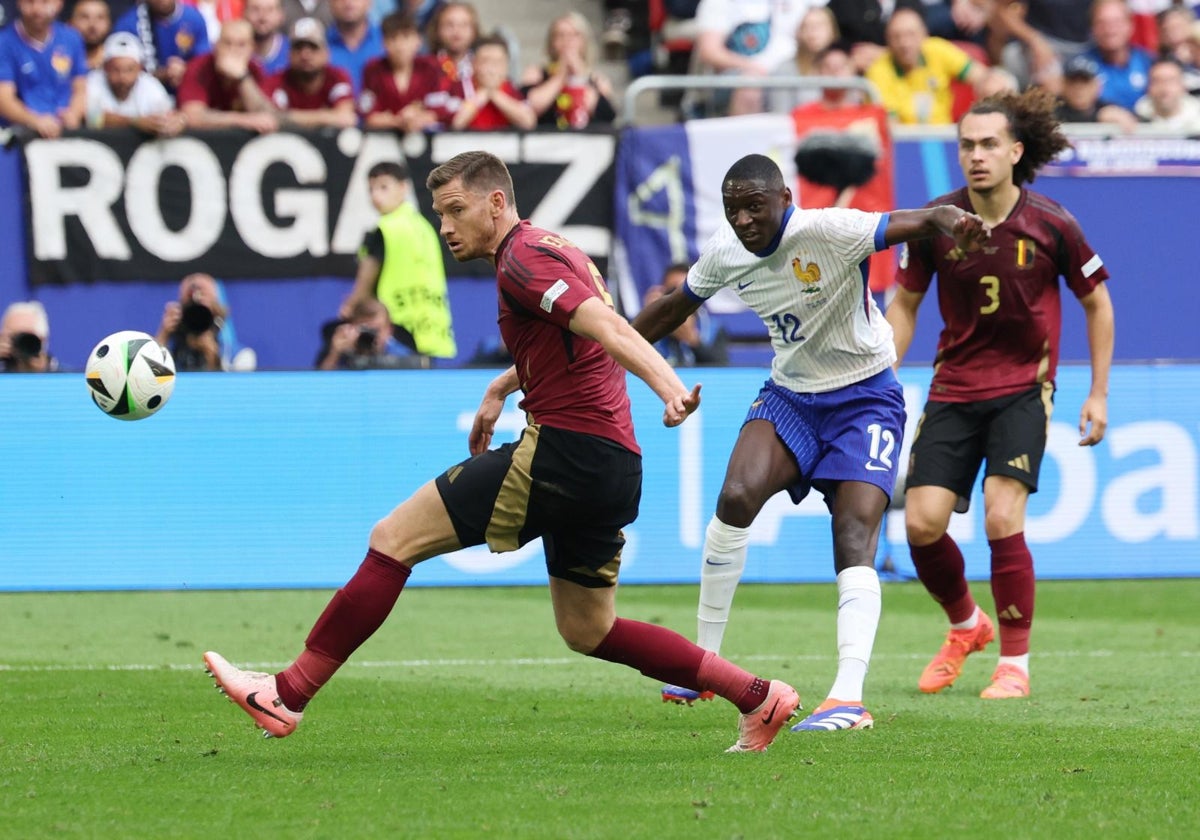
[686,205,894,393]
[694,0,807,70]
[177,53,268,111]
[269,65,353,110]
[897,187,1108,402]
[0,22,87,116]
[86,69,173,124]
[114,4,210,66]
[495,220,638,453]
[866,37,973,125]
[358,55,437,115]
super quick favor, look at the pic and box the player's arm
[570,297,701,427]
[469,365,521,455]
[1077,282,1114,447]
[884,206,989,252]
[885,285,926,368]
[629,284,704,344]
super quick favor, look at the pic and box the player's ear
[489,188,505,216]
[781,186,793,206]
[1010,140,1024,166]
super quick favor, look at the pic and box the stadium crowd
[0,0,1197,374]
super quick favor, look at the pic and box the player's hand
[469,390,506,455]
[1078,394,1108,446]
[951,212,990,255]
[662,383,702,427]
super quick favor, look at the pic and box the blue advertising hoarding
[0,365,1195,591]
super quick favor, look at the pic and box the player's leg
[790,371,905,730]
[552,578,799,752]
[204,480,461,736]
[662,415,802,704]
[977,384,1049,699]
[205,434,530,737]
[904,401,995,693]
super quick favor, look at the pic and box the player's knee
[368,516,404,558]
[905,510,946,547]
[555,615,608,654]
[983,506,1023,540]
[715,482,761,527]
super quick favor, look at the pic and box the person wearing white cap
[86,31,185,135]
[270,16,355,127]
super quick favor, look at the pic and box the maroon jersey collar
[495,220,525,264]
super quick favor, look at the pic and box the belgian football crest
[1016,238,1036,269]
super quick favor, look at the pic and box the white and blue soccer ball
[85,330,176,421]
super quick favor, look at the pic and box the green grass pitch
[2,579,1197,839]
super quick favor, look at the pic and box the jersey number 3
[979,275,1000,315]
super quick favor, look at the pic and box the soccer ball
[85,330,176,421]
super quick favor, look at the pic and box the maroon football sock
[910,533,976,624]
[588,618,768,713]
[275,548,411,711]
[989,533,1034,656]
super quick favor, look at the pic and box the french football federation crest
[792,257,821,291]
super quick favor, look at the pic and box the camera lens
[355,327,377,353]
[181,301,215,335]
[10,332,42,359]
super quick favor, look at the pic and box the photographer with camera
[155,273,257,371]
[0,301,58,373]
[316,298,426,370]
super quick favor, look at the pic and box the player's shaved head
[723,154,785,190]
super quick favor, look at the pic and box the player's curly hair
[965,88,1070,186]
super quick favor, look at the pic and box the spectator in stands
[270,17,355,126]
[87,31,185,133]
[360,10,439,131]
[0,0,87,139]
[689,0,808,115]
[866,7,991,125]
[1135,55,1200,131]
[326,0,382,95]
[188,0,244,45]
[245,0,289,75]
[0,301,56,373]
[449,33,533,130]
[115,0,211,93]
[341,160,456,359]
[642,263,728,368]
[419,0,477,124]
[1082,0,1155,110]
[792,43,864,114]
[317,298,424,370]
[521,12,616,129]
[1054,53,1138,130]
[156,273,257,371]
[177,18,277,131]
[1157,5,1200,95]
[370,0,442,35]
[282,0,331,30]
[70,0,112,70]
[768,6,840,114]
[990,0,1091,94]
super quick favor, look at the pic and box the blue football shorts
[744,368,907,506]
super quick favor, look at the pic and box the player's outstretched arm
[885,286,926,368]
[884,206,990,253]
[470,366,520,455]
[630,285,704,344]
[1078,283,1115,447]
[570,298,701,427]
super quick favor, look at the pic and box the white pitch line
[0,649,1194,673]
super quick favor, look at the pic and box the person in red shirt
[886,88,1115,701]
[417,0,476,122]
[177,18,277,131]
[449,34,535,131]
[269,16,355,127]
[203,150,805,754]
[360,10,438,131]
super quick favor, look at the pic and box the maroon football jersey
[269,66,354,110]
[358,56,437,115]
[898,188,1109,402]
[495,220,639,454]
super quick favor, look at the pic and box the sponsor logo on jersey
[51,50,72,77]
[540,279,570,312]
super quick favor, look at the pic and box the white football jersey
[687,206,896,393]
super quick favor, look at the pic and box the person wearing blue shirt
[246,0,290,76]
[327,0,382,94]
[114,0,211,92]
[0,0,88,137]
[1082,0,1154,111]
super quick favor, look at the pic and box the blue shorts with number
[744,368,907,506]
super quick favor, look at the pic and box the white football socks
[827,565,882,703]
[695,516,749,652]
[997,653,1030,675]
